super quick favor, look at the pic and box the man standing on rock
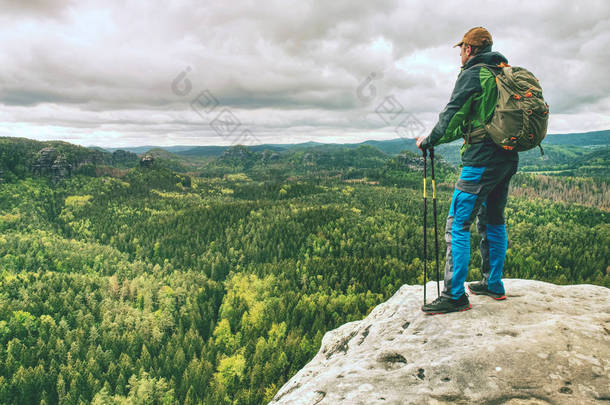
[417,27,518,314]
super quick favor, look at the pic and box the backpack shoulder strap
[463,63,507,145]
[469,62,505,76]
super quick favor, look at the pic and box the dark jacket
[420,46,518,166]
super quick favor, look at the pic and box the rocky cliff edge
[271,279,609,405]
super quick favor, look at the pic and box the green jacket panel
[421,47,518,166]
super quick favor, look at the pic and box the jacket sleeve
[420,67,482,149]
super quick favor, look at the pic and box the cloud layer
[1,0,609,147]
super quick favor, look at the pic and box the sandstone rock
[32,147,72,182]
[271,279,610,404]
[32,146,59,175]
[51,153,72,182]
[140,155,154,168]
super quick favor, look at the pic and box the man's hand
[416,136,426,150]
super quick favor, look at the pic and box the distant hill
[102,145,198,154]
[173,145,235,157]
[0,137,143,182]
[174,139,418,158]
[196,143,391,178]
[0,137,114,181]
[543,130,610,146]
[434,129,610,167]
[4,128,608,183]
[93,129,608,159]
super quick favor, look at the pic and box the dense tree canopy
[0,139,608,404]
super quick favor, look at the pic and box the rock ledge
[271,279,610,404]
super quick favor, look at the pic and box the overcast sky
[1,0,609,147]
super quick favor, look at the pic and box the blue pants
[442,162,518,299]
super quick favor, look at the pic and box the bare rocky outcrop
[140,154,154,168]
[50,153,72,182]
[271,279,610,405]
[32,147,59,175]
[32,147,73,182]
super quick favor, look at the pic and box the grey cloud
[1,0,609,146]
[0,0,73,18]
[0,88,85,106]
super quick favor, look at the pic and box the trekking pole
[422,148,428,305]
[430,148,440,298]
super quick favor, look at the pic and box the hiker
[416,27,518,314]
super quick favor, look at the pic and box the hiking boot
[421,294,471,315]
[468,282,506,300]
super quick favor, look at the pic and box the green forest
[0,136,608,404]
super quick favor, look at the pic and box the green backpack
[468,63,549,153]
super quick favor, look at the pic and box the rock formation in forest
[32,147,73,182]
